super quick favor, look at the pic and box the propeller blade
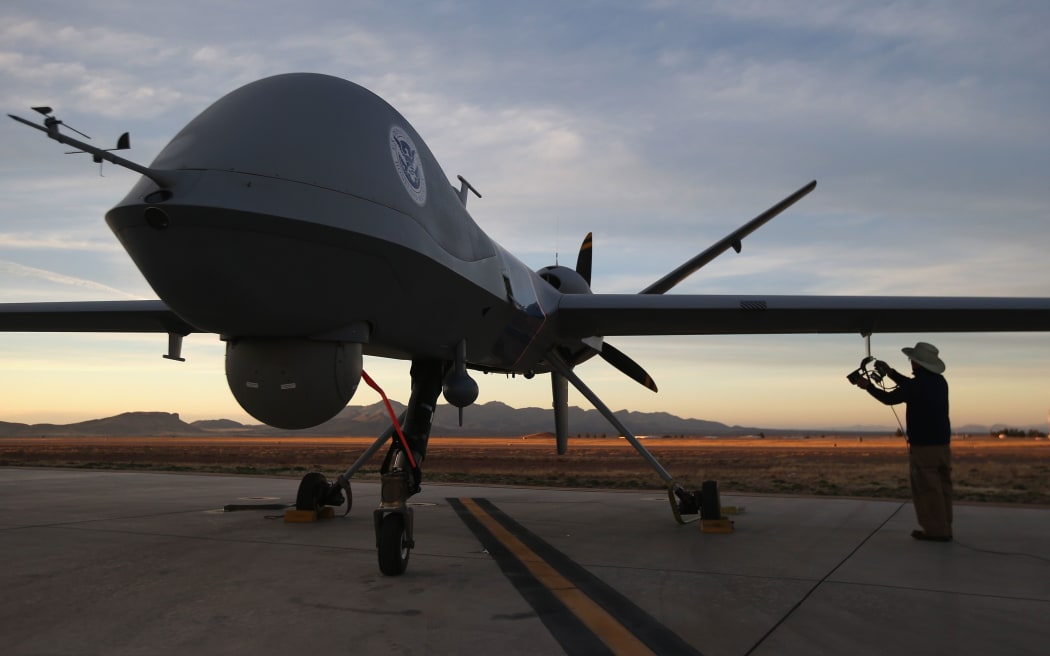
[639,180,816,295]
[599,342,658,392]
[575,232,593,287]
[551,370,569,454]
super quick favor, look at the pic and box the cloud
[0,1,1046,426]
[0,258,143,299]
[0,231,122,251]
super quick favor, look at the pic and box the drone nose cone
[146,73,416,210]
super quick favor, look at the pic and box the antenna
[455,175,481,206]
[32,106,92,139]
[555,211,560,266]
[65,131,132,164]
[9,108,171,187]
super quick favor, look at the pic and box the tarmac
[1,467,1047,656]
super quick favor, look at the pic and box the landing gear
[370,360,443,575]
[294,471,347,513]
[548,353,705,525]
[377,513,410,575]
[669,479,721,524]
[300,348,703,575]
[375,468,415,575]
[307,359,444,576]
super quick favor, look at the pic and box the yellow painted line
[460,497,655,656]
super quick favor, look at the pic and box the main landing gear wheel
[377,513,410,576]
[295,472,349,513]
[295,472,331,512]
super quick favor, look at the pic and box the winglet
[639,180,816,294]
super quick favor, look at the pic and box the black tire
[340,483,352,515]
[378,514,410,576]
[295,472,330,512]
[700,480,721,519]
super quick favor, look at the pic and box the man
[855,342,953,541]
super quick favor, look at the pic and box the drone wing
[555,294,1050,338]
[0,300,203,360]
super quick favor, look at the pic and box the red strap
[360,370,418,470]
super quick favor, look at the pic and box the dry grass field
[1,434,1048,504]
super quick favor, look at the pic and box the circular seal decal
[389,125,427,206]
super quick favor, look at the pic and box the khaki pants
[909,444,953,537]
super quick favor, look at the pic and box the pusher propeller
[599,342,657,392]
[575,231,593,287]
[557,232,658,392]
[548,182,816,452]
[547,232,658,453]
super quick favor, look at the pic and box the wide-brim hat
[902,341,945,374]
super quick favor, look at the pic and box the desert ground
[2,434,1048,504]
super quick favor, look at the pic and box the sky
[0,1,1047,431]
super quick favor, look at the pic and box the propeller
[599,342,657,392]
[538,233,658,391]
[541,181,816,453]
[575,232,592,286]
[540,232,658,452]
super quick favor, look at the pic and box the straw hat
[902,342,945,374]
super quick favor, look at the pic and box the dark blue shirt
[867,367,951,445]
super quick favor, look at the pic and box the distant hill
[0,412,203,437]
[1,406,1040,438]
[0,404,758,438]
[191,419,248,431]
[235,401,761,437]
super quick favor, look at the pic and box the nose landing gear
[285,359,443,576]
[375,468,415,576]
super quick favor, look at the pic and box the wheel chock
[700,518,734,534]
[283,507,336,523]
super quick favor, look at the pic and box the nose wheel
[374,470,415,576]
[377,512,411,575]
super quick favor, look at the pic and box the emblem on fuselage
[389,125,427,206]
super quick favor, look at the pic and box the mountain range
[0,403,1038,438]
[0,402,760,438]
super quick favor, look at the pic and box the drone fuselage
[100,74,571,427]
[106,74,560,371]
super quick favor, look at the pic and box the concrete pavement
[1,468,1047,655]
